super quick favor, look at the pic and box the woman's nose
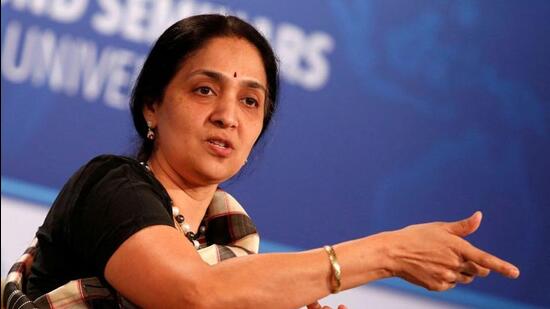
[209,96,238,129]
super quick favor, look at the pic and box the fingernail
[510,268,520,278]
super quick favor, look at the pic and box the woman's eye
[242,97,258,107]
[195,86,214,96]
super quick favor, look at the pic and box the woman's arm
[105,226,388,308]
[104,211,518,308]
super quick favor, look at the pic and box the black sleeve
[68,163,174,276]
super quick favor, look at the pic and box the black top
[26,155,175,300]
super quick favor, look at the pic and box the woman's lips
[206,138,233,157]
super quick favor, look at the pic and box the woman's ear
[142,103,158,127]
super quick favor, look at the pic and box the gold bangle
[323,245,342,294]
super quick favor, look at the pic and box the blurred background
[2,1,549,308]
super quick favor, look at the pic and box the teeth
[210,140,227,148]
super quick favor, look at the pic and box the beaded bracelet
[323,245,342,294]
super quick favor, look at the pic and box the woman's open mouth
[206,137,233,157]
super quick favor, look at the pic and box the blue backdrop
[2,1,549,307]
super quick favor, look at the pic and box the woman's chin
[195,163,242,185]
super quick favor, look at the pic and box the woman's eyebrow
[189,69,224,81]
[242,80,267,95]
[189,69,267,94]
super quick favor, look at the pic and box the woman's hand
[306,301,348,309]
[384,211,519,291]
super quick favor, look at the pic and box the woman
[4,14,518,309]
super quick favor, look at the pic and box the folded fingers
[460,261,490,277]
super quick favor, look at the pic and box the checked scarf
[1,190,259,309]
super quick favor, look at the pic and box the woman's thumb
[448,211,483,237]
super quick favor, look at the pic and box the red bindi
[233,72,237,78]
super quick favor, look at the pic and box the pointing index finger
[461,245,520,279]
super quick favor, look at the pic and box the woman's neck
[146,154,217,233]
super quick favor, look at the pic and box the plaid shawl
[2,190,259,309]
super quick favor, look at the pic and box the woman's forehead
[177,37,267,85]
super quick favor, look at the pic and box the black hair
[130,14,279,162]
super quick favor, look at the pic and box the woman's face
[145,36,267,186]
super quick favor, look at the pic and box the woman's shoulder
[76,154,148,181]
[84,154,141,170]
[44,154,172,228]
[61,154,168,203]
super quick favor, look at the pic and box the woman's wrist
[372,231,399,277]
[331,233,394,290]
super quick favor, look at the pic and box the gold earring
[146,121,155,140]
